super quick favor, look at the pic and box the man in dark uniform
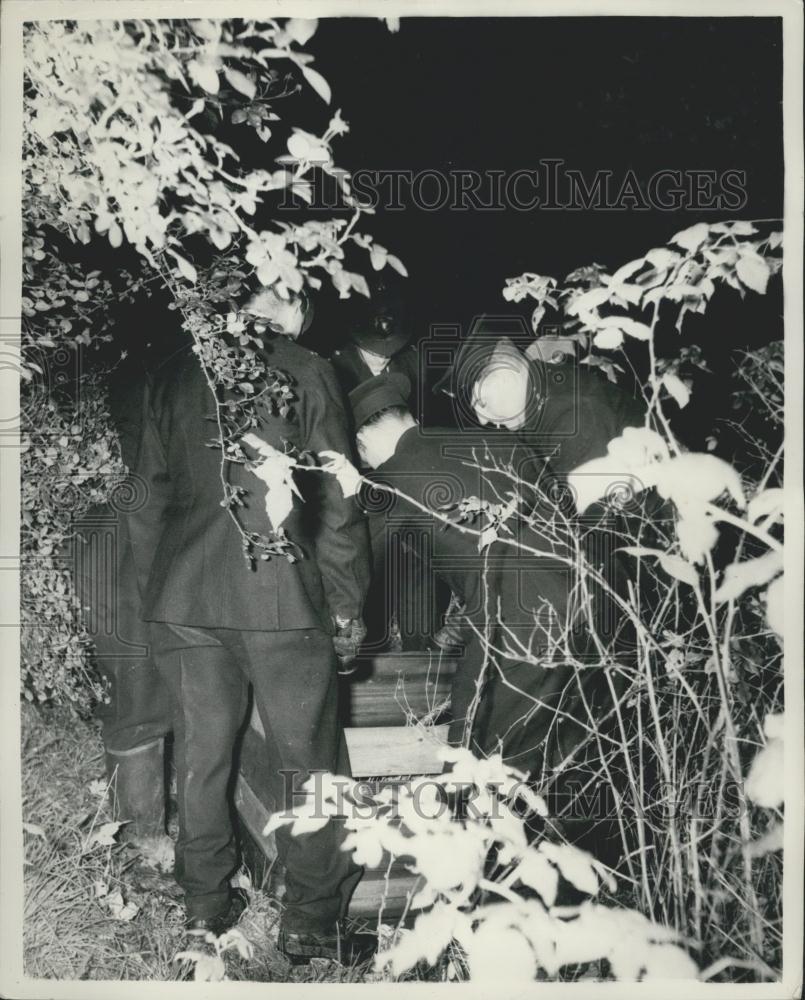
[71,354,174,860]
[350,376,632,789]
[330,276,425,650]
[330,274,420,417]
[434,327,647,481]
[138,293,372,962]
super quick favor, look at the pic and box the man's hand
[332,616,367,673]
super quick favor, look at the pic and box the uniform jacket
[519,359,645,474]
[365,427,573,635]
[330,342,421,417]
[365,426,632,772]
[140,334,370,632]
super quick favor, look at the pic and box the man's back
[141,334,369,632]
[522,360,646,475]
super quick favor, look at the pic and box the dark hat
[349,275,409,357]
[349,372,412,430]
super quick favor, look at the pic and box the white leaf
[515,851,558,906]
[610,257,646,285]
[670,222,710,253]
[749,821,784,858]
[319,450,362,497]
[409,882,438,911]
[342,828,384,869]
[641,943,699,980]
[735,253,771,295]
[106,888,139,921]
[169,251,197,284]
[370,246,387,271]
[675,506,719,564]
[539,842,601,896]
[210,228,232,251]
[187,98,206,119]
[654,453,745,509]
[661,373,690,409]
[603,316,651,341]
[350,272,371,298]
[88,821,122,848]
[242,433,300,530]
[478,526,498,551]
[224,67,256,100]
[711,220,757,235]
[88,778,108,797]
[287,131,329,162]
[657,553,699,587]
[765,712,785,741]
[22,822,46,839]
[285,18,318,45]
[567,286,611,317]
[466,923,535,983]
[108,223,123,249]
[745,731,784,808]
[386,254,408,277]
[301,66,332,104]
[747,487,784,524]
[263,811,294,837]
[593,327,623,350]
[713,550,783,604]
[644,247,681,270]
[190,59,220,95]
[218,927,254,959]
[379,904,462,975]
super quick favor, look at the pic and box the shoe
[185,888,248,940]
[278,925,378,966]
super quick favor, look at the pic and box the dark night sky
[298,16,783,342]
[99,16,782,449]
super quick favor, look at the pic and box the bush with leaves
[21,16,402,704]
[21,381,126,709]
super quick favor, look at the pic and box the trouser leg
[151,622,249,920]
[239,628,363,936]
[96,656,173,753]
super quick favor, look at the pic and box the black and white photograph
[0,1,802,994]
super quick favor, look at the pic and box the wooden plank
[345,725,449,777]
[245,713,447,780]
[250,652,459,735]
[346,653,458,727]
[234,773,278,864]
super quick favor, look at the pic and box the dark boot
[105,738,173,870]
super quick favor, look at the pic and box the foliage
[21,16,402,700]
[20,382,126,710]
[266,750,699,983]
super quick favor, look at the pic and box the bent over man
[351,374,634,858]
[139,302,371,963]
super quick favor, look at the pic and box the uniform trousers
[150,622,363,929]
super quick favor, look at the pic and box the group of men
[73,273,648,963]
